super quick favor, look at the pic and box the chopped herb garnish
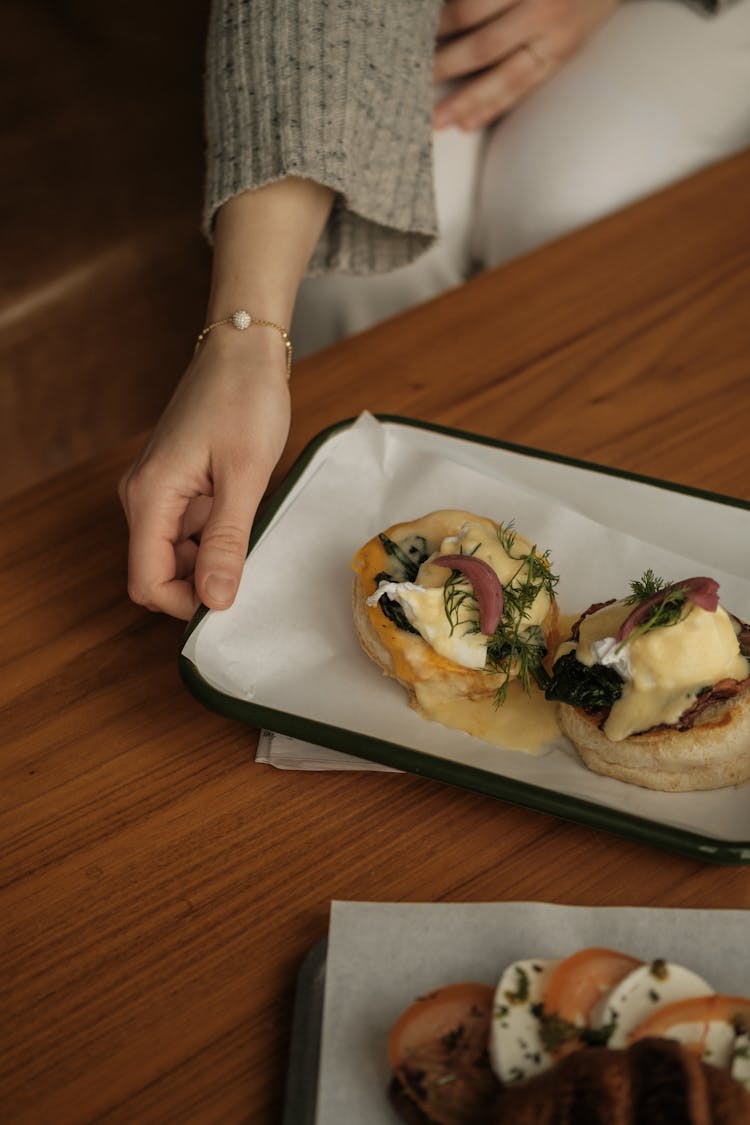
[441,1024,465,1051]
[532,1003,615,1051]
[579,1022,616,1047]
[406,535,428,561]
[378,533,428,581]
[535,1009,579,1053]
[504,967,530,1004]
[650,959,669,981]
[648,989,660,1003]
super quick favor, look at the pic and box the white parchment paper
[313,900,750,1125]
[182,414,750,843]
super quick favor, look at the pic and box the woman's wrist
[194,309,293,376]
[206,177,334,325]
[193,317,291,376]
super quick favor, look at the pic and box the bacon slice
[570,600,616,642]
[671,677,750,731]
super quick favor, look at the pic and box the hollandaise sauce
[575,600,749,741]
[412,679,561,754]
[353,510,563,754]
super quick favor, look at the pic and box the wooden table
[3,150,750,1124]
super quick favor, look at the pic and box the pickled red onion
[433,554,504,635]
[616,576,719,643]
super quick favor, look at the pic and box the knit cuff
[203,0,442,275]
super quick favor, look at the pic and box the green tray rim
[179,414,750,867]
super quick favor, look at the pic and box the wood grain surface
[0,1,210,499]
[2,150,750,1124]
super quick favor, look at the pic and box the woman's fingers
[122,454,267,617]
[433,0,619,128]
[124,471,203,620]
[181,494,214,542]
[434,23,505,85]
[174,537,199,580]
[437,0,517,40]
[192,460,265,611]
[434,43,544,129]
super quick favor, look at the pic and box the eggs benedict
[351,511,559,729]
[546,571,750,791]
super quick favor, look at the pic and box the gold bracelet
[194,309,292,377]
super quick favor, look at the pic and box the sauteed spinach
[545,651,623,713]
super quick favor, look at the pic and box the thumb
[194,479,260,611]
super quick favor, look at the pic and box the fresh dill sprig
[438,526,557,704]
[443,570,477,636]
[619,569,688,645]
[625,569,668,604]
[497,521,517,556]
[442,543,480,636]
[486,536,558,706]
[622,585,689,643]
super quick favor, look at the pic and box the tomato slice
[628,993,750,1048]
[388,982,498,1125]
[543,947,642,1028]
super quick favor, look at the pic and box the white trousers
[292,0,750,358]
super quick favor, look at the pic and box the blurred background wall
[1,1,211,501]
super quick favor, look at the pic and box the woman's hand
[433,0,619,130]
[119,177,333,619]
[119,330,291,620]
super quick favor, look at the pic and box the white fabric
[256,729,398,770]
[291,117,484,355]
[292,0,750,358]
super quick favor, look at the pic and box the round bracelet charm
[231,309,252,330]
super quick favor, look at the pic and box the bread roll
[492,1038,750,1125]
[558,690,750,792]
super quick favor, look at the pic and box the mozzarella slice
[732,1031,750,1091]
[489,958,559,1084]
[592,962,713,1049]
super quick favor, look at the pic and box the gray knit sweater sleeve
[204,0,443,276]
